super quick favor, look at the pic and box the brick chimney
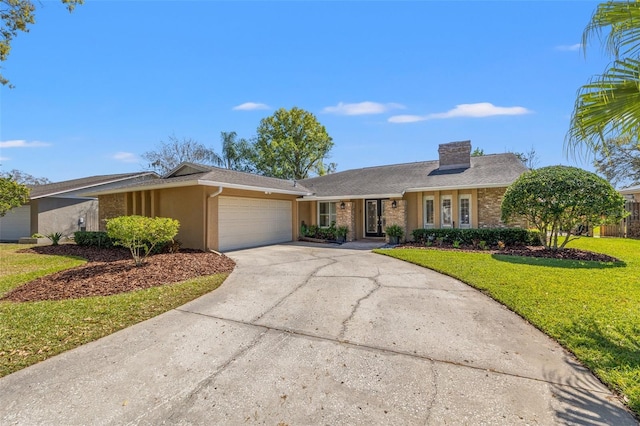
[438,140,471,170]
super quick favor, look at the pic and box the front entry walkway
[0,244,636,424]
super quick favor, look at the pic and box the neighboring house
[0,172,156,242]
[89,141,527,252]
[619,184,640,201]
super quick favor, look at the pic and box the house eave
[83,179,311,197]
[299,193,403,201]
[403,182,512,193]
[31,173,156,200]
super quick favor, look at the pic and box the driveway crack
[338,266,382,340]
[251,254,337,323]
[129,326,269,425]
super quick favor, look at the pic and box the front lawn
[375,237,640,416]
[0,244,228,377]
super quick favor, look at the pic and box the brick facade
[477,187,526,228]
[98,194,126,231]
[335,201,356,242]
[383,199,407,243]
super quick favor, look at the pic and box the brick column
[383,199,407,243]
[98,194,127,231]
[336,201,356,242]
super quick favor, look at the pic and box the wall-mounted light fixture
[391,200,397,209]
[340,202,346,209]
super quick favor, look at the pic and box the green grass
[0,244,227,377]
[375,237,640,416]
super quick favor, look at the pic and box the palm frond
[584,1,640,58]
[566,57,640,158]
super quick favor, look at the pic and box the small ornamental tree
[501,166,627,250]
[106,216,180,266]
[0,178,30,216]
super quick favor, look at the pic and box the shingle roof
[299,153,527,198]
[29,172,157,199]
[85,163,313,196]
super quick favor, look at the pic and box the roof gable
[29,172,157,199]
[165,163,213,178]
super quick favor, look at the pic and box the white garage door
[0,205,31,242]
[218,196,292,251]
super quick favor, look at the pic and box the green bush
[304,223,337,240]
[106,216,180,266]
[411,228,539,247]
[74,231,115,248]
[46,232,63,246]
[385,224,405,238]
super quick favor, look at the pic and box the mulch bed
[2,245,236,303]
[395,243,621,263]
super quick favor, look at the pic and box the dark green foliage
[304,223,337,240]
[0,178,29,216]
[411,228,540,247]
[74,231,115,248]
[501,166,627,249]
[385,224,405,238]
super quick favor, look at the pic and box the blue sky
[0,0,608,182]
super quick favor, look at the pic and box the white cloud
[112,152,139,163]
[0,139,51,148]
[387,115,427,123]
[428,103,531,118]
[232,102,270,111]
[556,43,582,51]
[0,156,9,161]
[322,101,405,115]
[388,102,532,123]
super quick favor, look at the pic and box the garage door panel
[218,196,292,251]
[0,205,31,242]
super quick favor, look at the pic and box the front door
[365,199,386,237]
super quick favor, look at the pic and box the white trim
[404,182,509,193]
[423,195,435,228]
[300,193,401,201]
[459,194,471,229]
[84,179,311,197]
[32,173,156,199]
[317,201,337,228]
[441,195,452,228]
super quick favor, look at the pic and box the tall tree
[142,135,222,175]
[1,169,50,185]
[593,135,640,187]
[1,0,83,87]
[219,131,254,172]
[566,1,640,156]
[253,107,334,180]
[513,146,540,169]
[0,177,29,216]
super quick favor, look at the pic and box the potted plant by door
[336,226,349,243]
[385,224,404,245]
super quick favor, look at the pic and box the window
[424,196,434,228]
[441,196,452,227]
[319,202,337,227]
[459,194,471,228]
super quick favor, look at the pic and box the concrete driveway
[1,243,637,425]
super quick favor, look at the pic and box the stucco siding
[37,198,99,237]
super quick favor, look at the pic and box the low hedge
[73,230,180,254]
[411,228,541,247]
[73,231,115,248]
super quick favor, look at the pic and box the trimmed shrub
[411,228,540,247]
[106,215,180,266]
[74,231,115,248]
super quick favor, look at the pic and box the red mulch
[396,243,621,263]
[2,245,236,303]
